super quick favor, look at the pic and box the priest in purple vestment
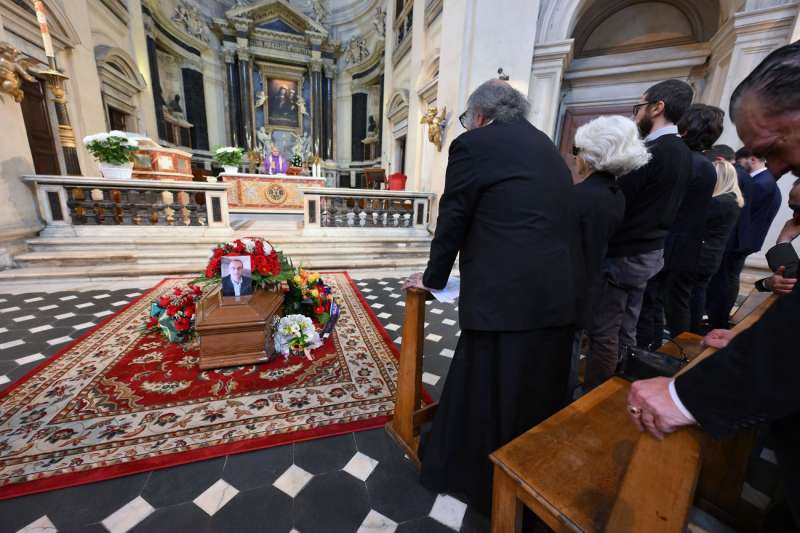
[265,146,288,175]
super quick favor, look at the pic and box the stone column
[310,60,323,158]
[237,49,253,150]
[528,40,573,140]
[322,64,335,160]
[713,4,797,147]
[223,47,239,147]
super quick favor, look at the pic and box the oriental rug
[0,273,405,499]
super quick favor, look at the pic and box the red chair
[387,172,408,191]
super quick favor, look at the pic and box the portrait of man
[267,79,300,128]
[221,256,253,297]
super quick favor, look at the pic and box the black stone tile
[141,457,226,508]
[366,453,437,523]
[0,342,37,363]
[0,490,50,533]
[130,501,212,533]
[221,444,293,491]
[293,471,371,533]
[36,471,150,531]
[354,428,407,466]
[0,359,15,375]
[396,516,456,532]
[294,433,356,475]
[60,522,111,533]
[208,485,293,533]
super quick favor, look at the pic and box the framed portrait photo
[267,78,300,129]
[220,256,254,298]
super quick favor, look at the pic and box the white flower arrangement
[213,146,244,166]
[274,314,322,360]
[82,131,139,165]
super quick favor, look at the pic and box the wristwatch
[755,277,770,292]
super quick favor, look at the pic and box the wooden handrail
[385,287,438,466]
[605,294,778,531]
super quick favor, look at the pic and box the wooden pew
[490,294,777,532]
[385,287,438,467]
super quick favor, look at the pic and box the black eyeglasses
[571,145,580,156]
[632,101,652,116]
[790,203,800,214]
[459,111,468,129]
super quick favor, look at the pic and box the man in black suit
[627,41,800,531]
[584,79,694,390]
[405,79,576,513]
[221,258,253,297]
[755,180,800,295]
[636,104,722,347]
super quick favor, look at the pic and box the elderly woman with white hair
[568,115,650,397]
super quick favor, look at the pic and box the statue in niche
[172,1,208,43]
[373,6,386,39]
[367,115,377,135]
[254,89,266,109]
[256,126,271,151]
[344,37,370,66]
[309,0,327,24]
[167,95,185,119]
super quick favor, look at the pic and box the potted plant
[83,131,138,179]
[214,146,244,174]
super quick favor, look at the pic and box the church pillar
[237,49,253,150]
[310,60,323,158]
[713,3,797,147]
[223,47,240,147]
[322,64,334,161]
[528,40,573,140]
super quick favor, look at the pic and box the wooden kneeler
[385,287,439,467]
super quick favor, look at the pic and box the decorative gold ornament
[0,42,36,102]
[420,106,447,152]
[247,149,263,173]
[266,183,288,204]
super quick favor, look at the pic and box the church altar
[221,172,326,213]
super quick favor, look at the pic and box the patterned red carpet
[0,273,402,499]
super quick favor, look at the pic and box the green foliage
[85,136,137,165]
[290,153,304,167]
[213,146,244,166]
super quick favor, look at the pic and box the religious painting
[220,256,253,298]
[267,78,300,128]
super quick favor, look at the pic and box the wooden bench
[489,294,776,532]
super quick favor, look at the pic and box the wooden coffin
[195,286,284,370]
[131,137,193,181]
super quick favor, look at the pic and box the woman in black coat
[690,160,743,333]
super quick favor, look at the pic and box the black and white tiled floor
[0,278,488,533]
[0,278,777,532]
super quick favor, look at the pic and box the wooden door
[558,105,631,181]
[20,79,60,175]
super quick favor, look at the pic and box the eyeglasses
[459,111,468,129]
[789,203,800,214]
[632,101,652,116]
[571,145,581,156]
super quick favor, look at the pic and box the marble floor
[0,275,774,533]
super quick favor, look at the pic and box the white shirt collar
[644,124,679,143]
[750,167,767,177]
[232,278,242,286]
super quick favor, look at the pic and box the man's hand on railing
[627,377,695,440]
[402,272,431,292]
[702,329,736,350]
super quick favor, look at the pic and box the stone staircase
[1,227,434,283]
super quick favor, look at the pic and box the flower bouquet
[196,237,294,291]
[214,146,244,174]
[284,268,336,326]
[273,314,322,361]
[144,284,203,343]
[83,130,139,179]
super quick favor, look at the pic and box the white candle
[33,1,54,58]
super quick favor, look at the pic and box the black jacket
[607,134,692,257]
[572,171,626,329]
[664,151,717,272]
[423,119,576,331]
[743,169,782,254]
[675,284,800,524]
[697,192,741,277]
[726,163,754,254]
[221,275,253,296]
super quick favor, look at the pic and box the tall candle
[32,0,54,59]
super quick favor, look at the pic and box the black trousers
[689,275,714,334]
[419,326,574,515]
[638,269,707,349]
[706,251,749,330]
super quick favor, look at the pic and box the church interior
[1,0,799,532]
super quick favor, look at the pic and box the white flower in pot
[213,146,244,175]
[83,130,138,179]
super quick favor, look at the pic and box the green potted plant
[83,131,139,179]
[214,146,244,174]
